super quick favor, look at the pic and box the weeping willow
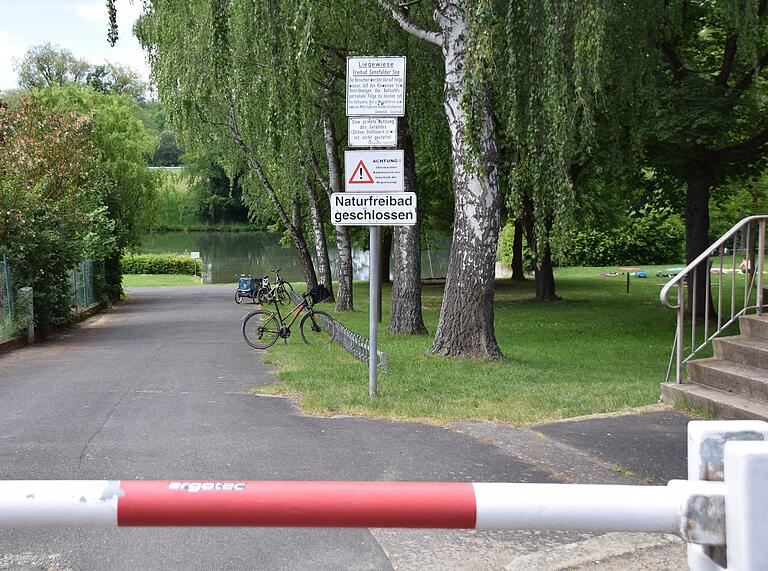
[464,0,657,260]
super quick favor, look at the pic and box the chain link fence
[1,255,15,341]
[289,290,388,372]
[70,260,98,310]
[1,256,34,343]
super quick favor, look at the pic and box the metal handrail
[661,215,768,383]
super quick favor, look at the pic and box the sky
[0,0,148,91]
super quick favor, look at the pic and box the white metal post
[687,420,768,571]
[724,441,768,571]
[676,283,684,383]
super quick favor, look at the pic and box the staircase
[661,314,768,420]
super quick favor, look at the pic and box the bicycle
[242,283,335,349]
[269,268,292,305]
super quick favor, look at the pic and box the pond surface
[138,231,451,284]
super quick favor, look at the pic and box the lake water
[138,231,451,284]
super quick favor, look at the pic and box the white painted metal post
[369,226,380,398]
[724,441,768,571]
[687,420,768,571]
[676,282,684,383]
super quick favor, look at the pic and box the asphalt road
[0,285,617,570]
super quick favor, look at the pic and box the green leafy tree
[646,0,768,315]
[14,43,90,89]
[0,96,108,325]
[86,62,148,101]
[135,0,321,291]
[152,130,183,166]
[35,85,159,300]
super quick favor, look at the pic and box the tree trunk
[390,116,427,335]
[685,158,715,319]
[227,103,318,290]
[322,115,353,311]
[535,244,558,301]
[511,219,525,281]
[522,199,558,301]
[381,231,392,283]
[302,170,334,301]
[427,2,502,358]
[291,192,319,290]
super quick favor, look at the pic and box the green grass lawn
[122,274,204,287]
[251,265,706,426]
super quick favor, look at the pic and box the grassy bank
[251,265,703,425]
[122,274,204,287]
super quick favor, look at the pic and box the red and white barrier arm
[0,480,722,543]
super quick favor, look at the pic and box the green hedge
[497,206,685,268]
[121,253,201,275]
[562,207,684,266]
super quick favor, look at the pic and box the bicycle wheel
[251,291,259,304]
[300,310,335,345]
[242,310,280,349]
[277,285,289,305]
[235,291,243,304]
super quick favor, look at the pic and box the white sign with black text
[346,56,406,117]
[344,150,404,193]
[348,117,398,147]
[330,192,416,226]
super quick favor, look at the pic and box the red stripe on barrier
[117,481,476,528]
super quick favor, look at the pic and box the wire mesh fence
[289,290,388,372]
[0,254,15,341]
[70,260,98,310]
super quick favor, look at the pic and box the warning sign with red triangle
[348,160,374,184]
[344,150,404,192]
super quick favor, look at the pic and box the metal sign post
[369,226,380,398]
[345,56,407,399]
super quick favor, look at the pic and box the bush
[121,253,201,275]
[563,206,684,266]
[497,223,535,271]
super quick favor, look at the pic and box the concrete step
[661,382,768,421]
[713,335,768,369]
[739,314,768,340]
[687,358,768,402]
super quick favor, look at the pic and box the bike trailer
[237,275,255,292]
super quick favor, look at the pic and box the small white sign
[346,56,406,117]
[330,192,417,226]
[348,117,398,147]
[344,150,404,192]
[190,252,201,259]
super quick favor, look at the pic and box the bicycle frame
[267,296,310,334]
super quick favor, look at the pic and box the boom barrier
[0,421,765,571]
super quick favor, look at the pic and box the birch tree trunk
[389,117,427,335]
[227,104,318,290]
[291,192,319,290]
[429,3,502,358]
[302,170,335,301]
[321,115,353,311]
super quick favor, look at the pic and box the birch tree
[135,1,320,289]
[378,0,503,358]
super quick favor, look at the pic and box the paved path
[0,286,692,570]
